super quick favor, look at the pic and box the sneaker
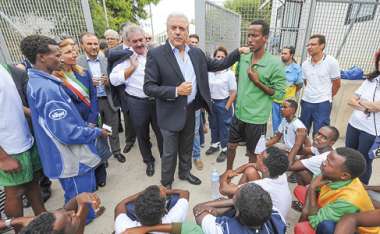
[216,151,227,163]
[194,159,204,170]
[206,146,219,155]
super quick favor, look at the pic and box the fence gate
[297,0,380,73]
[0,0,94,64]
[272,0,304,54]
[195,0,241,56]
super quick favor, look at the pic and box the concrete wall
[331,79,363,139]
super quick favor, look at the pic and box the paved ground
[23,131,380,234]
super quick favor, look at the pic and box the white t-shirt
[0,65,34,154]
[348,76,380,136]
[277,118,306,149]
[252,174,291,219]
[300,151,329,175]
[301,55,340,103]
[201,214,223,234]
[208,70,237,100]
[114,198,189,234]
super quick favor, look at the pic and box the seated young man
[335,209,380,234]
[295,147,380,234]
[288,126,339,186]
[123,221,203,234]
[193,183,286,234]
[219,146,291,220]
[266,99,307,162]
[114,185,189,234]
[20,192,100,234]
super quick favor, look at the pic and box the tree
[89,0,160,38]
[224,0,272,45]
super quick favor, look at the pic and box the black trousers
[126,95,163,164]
[160,104,195,186]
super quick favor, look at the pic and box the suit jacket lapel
[164,42,185,82]
[188,49,200,82]
[79,55,90,70]
[99,57,108,75]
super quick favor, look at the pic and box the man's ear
[340,171,351,181]
[36,53,44,64]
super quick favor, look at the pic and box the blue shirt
[171,44,197,104]
[285,62,303,86]
[215,210,286,234]
[87,57,107,97]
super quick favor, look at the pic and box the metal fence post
[301,0,317,62]
[81,0,94,33]
[195,0,206,51]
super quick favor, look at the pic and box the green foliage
[89,0,160,38]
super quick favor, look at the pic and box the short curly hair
[19,212,62,234]
[336,147,366,178]
[235,183,272,227]
[264,146,289,178]
[135,185,166,226]
[20,34,57,65]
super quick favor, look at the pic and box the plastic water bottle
[211,169,220,199]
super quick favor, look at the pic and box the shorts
[0,145,42,187]
[229,116,266,154]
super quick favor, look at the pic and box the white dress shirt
[170,43,197,104]
[109,52,148,98]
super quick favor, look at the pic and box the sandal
[292,200,303,212]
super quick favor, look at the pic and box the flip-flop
[95,206,106,218]
[291,200,303,212]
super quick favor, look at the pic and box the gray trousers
[98,98,120,154]
[160,105,195,186]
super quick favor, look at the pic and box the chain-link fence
[0,0,93,64]
[296,0,380,73]
[195,0,241,57]
[202,0,291,55]
[198,0,379,72]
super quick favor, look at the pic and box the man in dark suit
[144,13,249,188]
[77,32,124,187]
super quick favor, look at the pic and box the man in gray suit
[77,32,126,167]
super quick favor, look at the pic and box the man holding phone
[226,20,287,170]
[77,32,126,166]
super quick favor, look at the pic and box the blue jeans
[346,124,376,184]
[192,110,201,160]
[199,110,205,146]
[316,220,336,234]
[300,100,332,135]
[208,98,233,149]
[272,102,282,133]
[59,168,96,224]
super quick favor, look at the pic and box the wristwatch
[4,218,12,228]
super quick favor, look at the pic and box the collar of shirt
[28,68,63,84]
[122,44,129,50]
[243,50,270,68]
[326,179,353,190]
[86,54,100,62]
[169,42,190,56]
[308,53,327,65]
